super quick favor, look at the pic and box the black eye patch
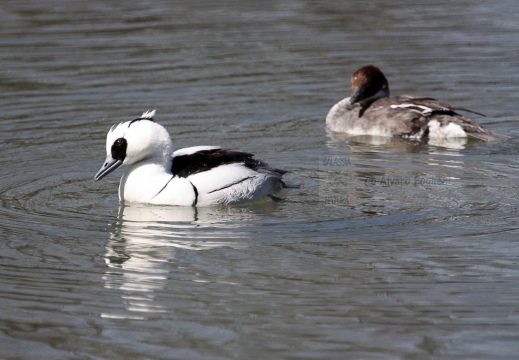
[111,138,127,161]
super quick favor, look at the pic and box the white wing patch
[390,103,433,115]
[427,120,467,139]
[173,146,221,157]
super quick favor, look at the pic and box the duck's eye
[111,137,127,161]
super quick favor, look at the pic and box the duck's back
[326,95,509,141]
[326,96,426,137]
[171,147,287,205]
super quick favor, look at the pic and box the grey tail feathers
[467,131,511,142]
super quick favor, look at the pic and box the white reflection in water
[101,204,259,318]
[427,136,467,150]
[326,130,469,154]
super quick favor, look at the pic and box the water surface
[1,1,519,359]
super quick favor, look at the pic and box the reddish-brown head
[349,65,390,106]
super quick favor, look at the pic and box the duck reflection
[326,129,469,155]
[321,130,467,213]
[102,203,271,318]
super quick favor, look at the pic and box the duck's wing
[394,95,486,117]
[172,148,286,204]
[389,96,509,141]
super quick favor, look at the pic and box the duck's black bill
[94,157,123,181]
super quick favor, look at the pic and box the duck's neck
[359,87,390,108]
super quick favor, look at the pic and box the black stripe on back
[208,176,255,194]
[171,149,266,178]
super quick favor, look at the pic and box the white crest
[141,109,156,119]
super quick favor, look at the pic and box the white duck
[95,110,294,206]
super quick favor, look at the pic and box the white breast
[119,162,197,206]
